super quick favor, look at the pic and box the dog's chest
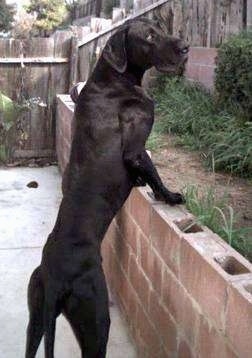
[119,86,154,125]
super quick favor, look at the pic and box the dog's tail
[25,267,44,358]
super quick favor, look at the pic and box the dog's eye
[180,47,189,55]
[146,33,153,42]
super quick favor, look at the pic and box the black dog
[25,18,188,358]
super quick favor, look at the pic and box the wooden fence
[0,32,73,159]
[134,0,248,46]
[0,0,250,161]
[165,0,247,47]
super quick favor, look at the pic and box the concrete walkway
[0,166,137,358]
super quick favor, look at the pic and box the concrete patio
[0,166,137,358]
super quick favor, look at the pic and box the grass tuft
[183,185,252,260]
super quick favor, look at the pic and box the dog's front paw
[166,192,185,205]
[154,189,185,205]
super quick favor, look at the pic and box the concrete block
[179,235,229,329]
[197,316,237,358]
[226,279,252,358]
[130,187,153,238]
[149,291,178,357]
[162,268,199,346]
[140,234,163,295]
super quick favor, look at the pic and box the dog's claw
[153,190,185,205]
[134,177,146,187]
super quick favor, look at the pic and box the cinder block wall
[102,188,252,358]
[185,47,217,90]
[56,76,252,358]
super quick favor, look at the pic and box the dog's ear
[103,29,127,73]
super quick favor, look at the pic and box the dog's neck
[92,59,148,87]
[124,62,146,86]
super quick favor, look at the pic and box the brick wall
[56,84,252,358]
[102,188,252,358]
[185,47,217,90]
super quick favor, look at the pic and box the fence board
[53,31,73,58]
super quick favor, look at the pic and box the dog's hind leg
[93,271,110,358]
[63,269,110,358]
[25,267,44,358]
[63,295,96,357]
[43,290,59,358]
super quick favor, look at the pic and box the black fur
[25,18,188,358]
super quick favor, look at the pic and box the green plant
[215,31,252,121]
[0,0,15,33]
[152,76,252,177]
[0,92,27,162]
[183,185,252,260]
[26,0,68,36]
[183,185,227,230]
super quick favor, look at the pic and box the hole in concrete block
[244,284,252,295]
[214,256,250,275]
[174,218,203,233]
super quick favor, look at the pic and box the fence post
[69,36,79,90]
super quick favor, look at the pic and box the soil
[152,134,252,230]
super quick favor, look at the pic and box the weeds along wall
[56,94,252,358]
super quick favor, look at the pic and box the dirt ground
[152,135,252,230]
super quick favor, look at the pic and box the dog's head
[103,18,189,74]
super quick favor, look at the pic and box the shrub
[215,31,252,121]
[152,76,252,178]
